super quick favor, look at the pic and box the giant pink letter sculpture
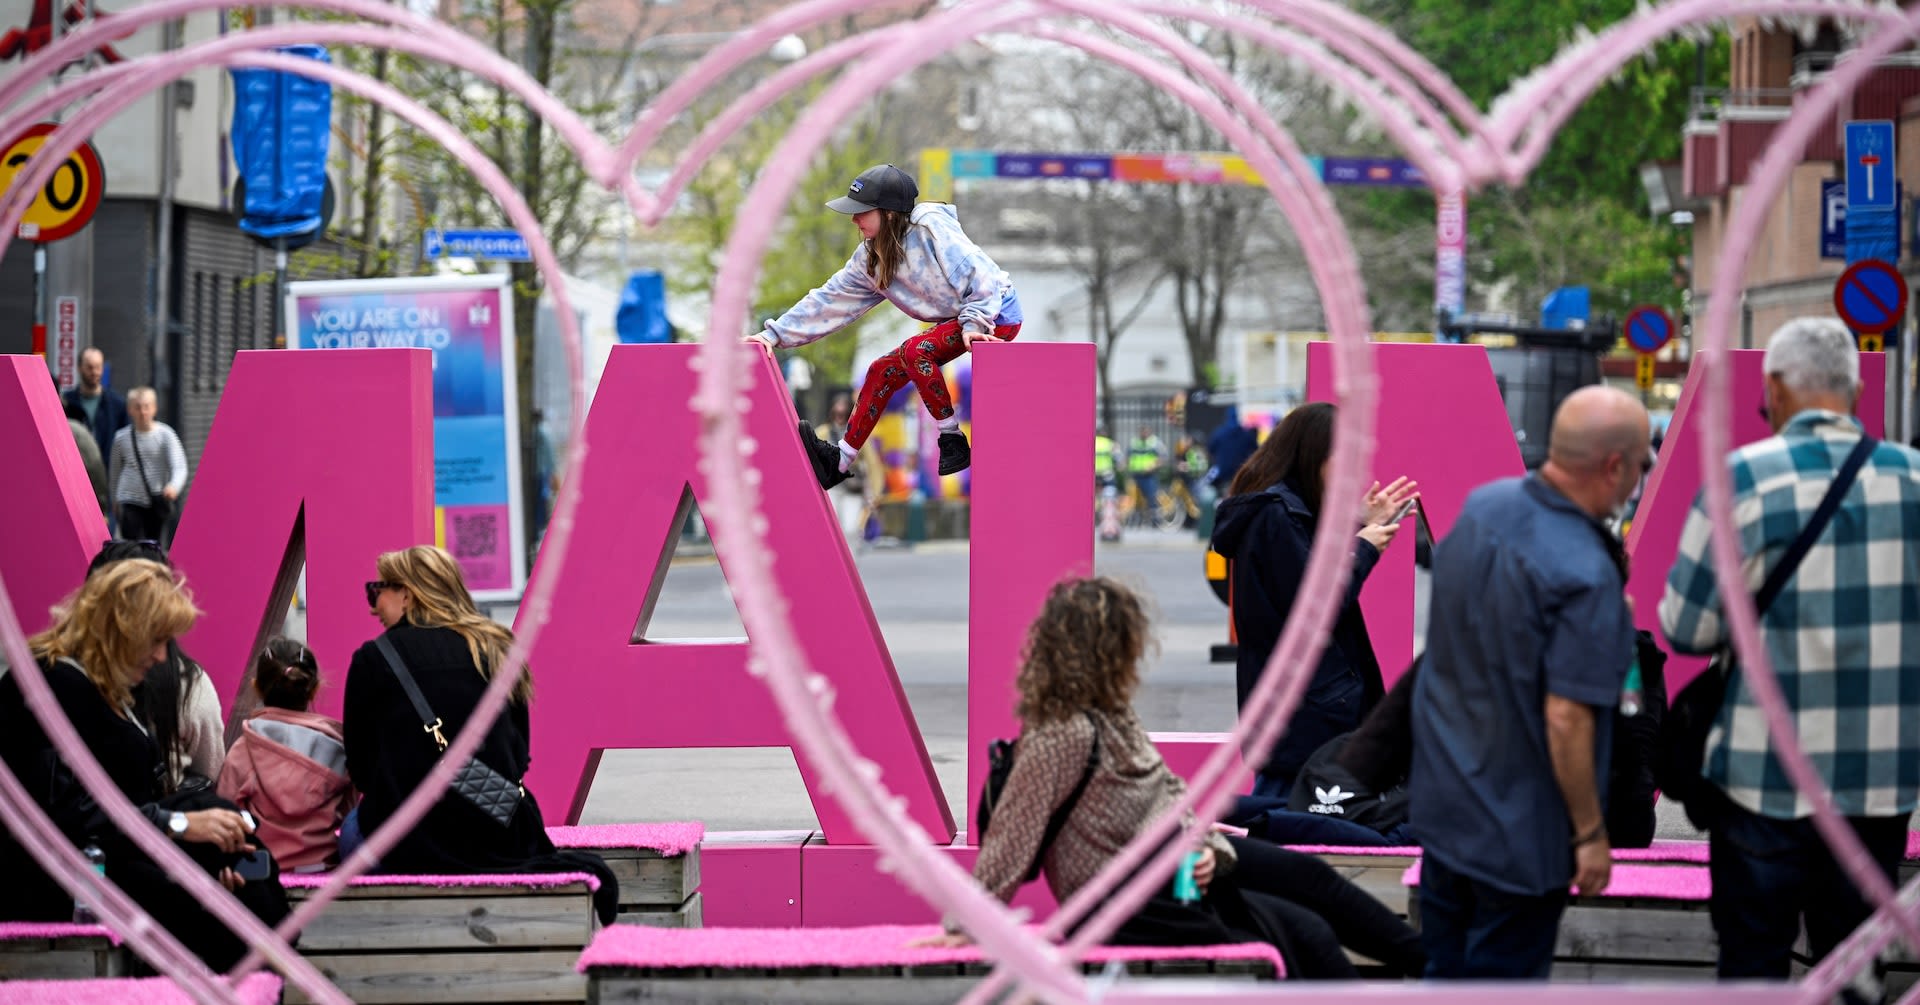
[1625,349,1886,693]
[517,343,954,842]
[0,356,107,635]
[171,348,437,713]
[966,341,1095,832]
[1306,341,1524,683]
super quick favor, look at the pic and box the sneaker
[937,431,972,475]
[798,421,850,491]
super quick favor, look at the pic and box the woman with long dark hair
[1210,403,1417,796]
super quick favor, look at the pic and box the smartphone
[1388,498,1418,524]
[234,848,273,882]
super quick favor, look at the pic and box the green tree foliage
[1353,0,1726,320]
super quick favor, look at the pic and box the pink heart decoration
[3,2,1919,1002]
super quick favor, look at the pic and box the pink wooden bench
[577,923,1282,1003]
[0,973,279,1003]
[0,923,124,981]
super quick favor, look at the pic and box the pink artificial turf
[1401,860,1710,900]
[0,974,279,1004]
[0,922,120,945]
[576,923,1285,976]
[280,870,599,891]
[546,822,704,857]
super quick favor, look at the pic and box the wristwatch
[167,812,189,839]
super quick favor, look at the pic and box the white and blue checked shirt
[1661,410,1920,819]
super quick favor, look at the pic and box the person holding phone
[0,560,289,970]
[1209,402,1418,797]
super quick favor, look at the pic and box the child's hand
[962,330,1002,349]
[743,334,776,353]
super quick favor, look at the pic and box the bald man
[1409,385,1650,979]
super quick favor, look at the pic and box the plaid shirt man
[1661,409,1920,819]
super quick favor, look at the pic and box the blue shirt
[1410,474,1634,896]
[1660,410,1920,819]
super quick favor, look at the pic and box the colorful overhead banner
[918,149,1426,199]
[286,274,527,602]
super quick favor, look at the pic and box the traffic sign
[1847,122,1897,210]
[1833,259,1909,335]
[423,228,531,261]
[1635,354,1656,390]
[0,122,104,243]
[1623,305,1675,354]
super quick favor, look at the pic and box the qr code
[451,514,497,559]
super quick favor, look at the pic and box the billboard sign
[286,274,527,601]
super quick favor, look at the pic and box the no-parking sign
[1623,305,1675,355]
[1834,259,1908,335]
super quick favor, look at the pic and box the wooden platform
[0,928,125,981]
[596,845,702,928]
[588,955,1276,1003]
[285,877,600,1004]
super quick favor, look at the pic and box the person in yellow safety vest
[1127,426,1165,511]
[1094,431,1119,491]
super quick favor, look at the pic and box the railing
[1688,86,1795,123]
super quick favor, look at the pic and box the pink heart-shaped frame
[4,3,1920,1002]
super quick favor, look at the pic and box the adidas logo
[1307,784,1355,816]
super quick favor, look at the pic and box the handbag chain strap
[374,634,450,752]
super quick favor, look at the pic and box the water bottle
[72,843,105,925]
[1173,850,1202,905]
[1619,656,1644,718]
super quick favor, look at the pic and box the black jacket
[0,657,290,968]
[344,622,617,922]
[1211,480,1384,789]
[62,387,128,458]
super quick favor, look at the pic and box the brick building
[1682,18,1920,351]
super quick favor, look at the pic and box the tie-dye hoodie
[761,202,1022,348]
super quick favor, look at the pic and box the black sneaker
[937,431,972,475]
[798,421,850,491]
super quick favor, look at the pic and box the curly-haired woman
[914,577,1424,978]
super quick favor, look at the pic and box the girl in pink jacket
[216,638,353,872]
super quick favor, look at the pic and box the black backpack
[1289,733,1410,835]
[976,710,1101,882]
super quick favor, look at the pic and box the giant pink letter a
[520,345,954,843]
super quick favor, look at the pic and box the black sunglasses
[364,581,399,607]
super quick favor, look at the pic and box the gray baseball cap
[826,164,918,214]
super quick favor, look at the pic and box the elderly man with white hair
[1662,317,1920,984]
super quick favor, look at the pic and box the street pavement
[574,526,1238,830]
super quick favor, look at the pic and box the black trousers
[1709,800,1910,981]
[117,501,169,543]
[1107,837,1425,980]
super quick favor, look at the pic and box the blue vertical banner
[1845,120,1899,265]
[230,45,332,240]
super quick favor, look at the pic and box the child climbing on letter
[747,164,1023,489]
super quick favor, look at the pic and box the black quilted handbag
[374,635,523,827]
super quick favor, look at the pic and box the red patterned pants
[843,318,1022,450]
